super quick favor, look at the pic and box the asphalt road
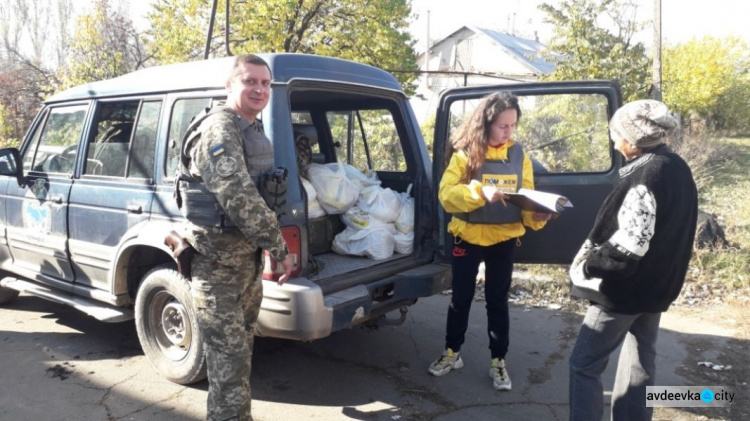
[0,291,740,421]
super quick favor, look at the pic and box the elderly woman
[568,100,698,421]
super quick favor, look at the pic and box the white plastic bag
[307,162,359,214]
[300,177,317,202]
[342,164,381,190]
[340,206,389,230]
[302,176,326,218]
[357,185,402,223]
[308,198,326,218]
[395,184,414,233]
[332,225,396,260]
[394,231,414,254]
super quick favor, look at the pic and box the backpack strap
[180,107,238,173]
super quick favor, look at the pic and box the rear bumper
[256,262,451,340]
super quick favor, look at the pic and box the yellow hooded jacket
[439,140,547,246]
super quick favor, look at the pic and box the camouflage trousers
[191,251,264,421]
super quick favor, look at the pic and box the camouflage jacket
[183,110,288,266]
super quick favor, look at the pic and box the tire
[0,286,20,305]
[135,264,207,385]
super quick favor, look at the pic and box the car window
[85,101,139,177]
[291,111,321,156]
[22,105,88,175]
[165,98,215,178]
[83,100,163,179]
[328,108,407,173]
[448,93,612,174]
[129,101,162,179]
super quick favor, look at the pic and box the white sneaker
[490,358,512,390]
[428,348,464,376]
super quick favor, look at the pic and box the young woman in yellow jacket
[428,92,551,391]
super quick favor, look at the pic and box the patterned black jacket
[569,144,698,314]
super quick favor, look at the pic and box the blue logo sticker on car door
[22,179,52,242]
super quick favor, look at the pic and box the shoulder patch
[215,156,238,177]
[210,144,225,156]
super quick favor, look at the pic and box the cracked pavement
[1,292,741,420]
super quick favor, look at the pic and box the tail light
[262,226,301,281]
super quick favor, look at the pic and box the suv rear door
[433,81,622,263]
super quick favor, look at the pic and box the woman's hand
[481,186,508,205]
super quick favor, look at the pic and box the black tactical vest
[453,144,525,224]
[176,107,272,228]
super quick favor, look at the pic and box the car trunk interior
[290,87,420,292]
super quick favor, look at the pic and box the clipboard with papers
[504,188,573,214]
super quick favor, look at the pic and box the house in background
[411,25,556,124]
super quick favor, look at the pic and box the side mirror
[0,148,24,187]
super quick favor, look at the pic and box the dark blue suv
[0,53,623,384]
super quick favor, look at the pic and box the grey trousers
[569,305,661,421]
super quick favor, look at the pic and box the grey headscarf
[610,100,678,149]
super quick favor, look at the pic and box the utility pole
[425,10,430,72]
[204,0,219,59]
[204,0,233,59]
[425,10,431,88]
[651,0,663,100]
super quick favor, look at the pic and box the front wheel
[0,273,20,305]
[135,264,207,384]
[0,286,19,304]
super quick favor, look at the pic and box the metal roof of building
[470,26,556,74]
[425,26,557,75]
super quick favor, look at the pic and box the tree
[0,0,73,73]
[538,0,651,102]
[663,36,750,132]
[419,115,436,155]
[145,0,419,93]
[53,0,75,69]
[0,0,74,147]
[0,104,16,147]
[56,0,147,90]
[0,1,26,61]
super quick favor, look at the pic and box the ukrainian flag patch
[210,144,225,156]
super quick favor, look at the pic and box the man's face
[226,62,272,120]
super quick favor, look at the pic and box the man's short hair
[229,54,272,80]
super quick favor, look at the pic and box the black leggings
[445,237,515,359]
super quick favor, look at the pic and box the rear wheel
[135,264,206,384]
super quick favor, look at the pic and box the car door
[433,81,623,263]
[4,103,91,285]
[153,95,221,226]
[67,98,162,292]
[0,156,13,269]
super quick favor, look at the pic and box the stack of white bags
[301,162,415,260]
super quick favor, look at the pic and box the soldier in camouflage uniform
[180,54,292,421]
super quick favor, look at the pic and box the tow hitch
[378,306,409,326]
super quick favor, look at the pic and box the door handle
[127,204,143,214]
[50,195,64,204]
